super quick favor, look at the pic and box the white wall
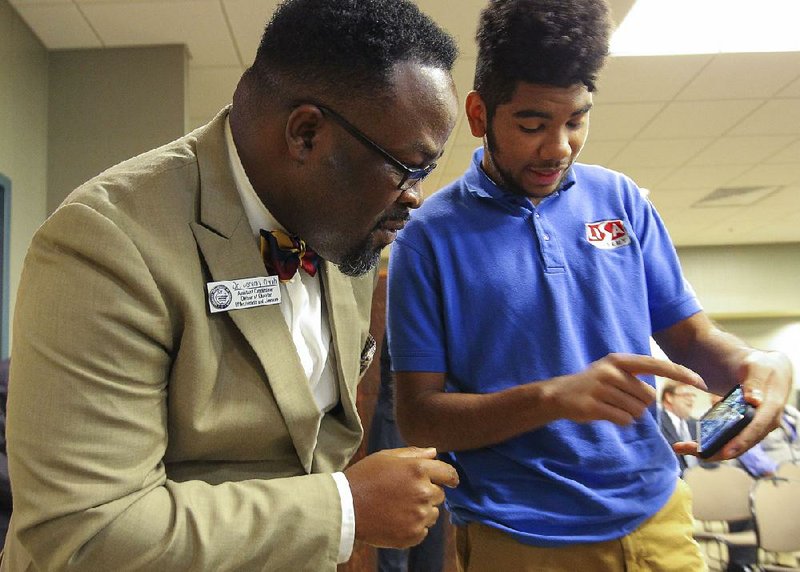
[0,0,48,356]
[681,244,800,407]
[48,45,188,212]
[716,317,800,407]
[0,31,187,354]
[678,243,800,319]
[653,245,800,413]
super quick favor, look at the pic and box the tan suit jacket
[3,108,376,571]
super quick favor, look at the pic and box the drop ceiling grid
[5,0,800,245]
[221,0,281,67]
[698,187,799,242]
[592,55,718,178]
[766,138,800,163]
[596,61,798,245]
[10,2,101,49]
[79,1,238,66]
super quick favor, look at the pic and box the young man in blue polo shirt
[386,0,794,570]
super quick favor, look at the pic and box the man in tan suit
[3,1,460,570]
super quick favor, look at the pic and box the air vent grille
[692,185,781,208]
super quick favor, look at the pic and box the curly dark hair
[474,0,611,119]
[247,0,458,101]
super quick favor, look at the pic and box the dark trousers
[726,520,757,572]
[368,403,446,572]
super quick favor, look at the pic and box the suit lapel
[659,409,680,444]
[189,108,321,473]
[321,263,363,436]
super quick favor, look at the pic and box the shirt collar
[224,115,283,239]
[665,409,684,433]
[463,146,576,209]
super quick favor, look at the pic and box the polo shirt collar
[463,147,576,209]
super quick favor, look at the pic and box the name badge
[206,276,281,313]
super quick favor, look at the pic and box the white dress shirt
[665,409,697,467]
[225,117,355,563]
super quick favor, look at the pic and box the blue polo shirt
[387,148,701,546]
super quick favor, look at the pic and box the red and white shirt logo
[585,219,631,250]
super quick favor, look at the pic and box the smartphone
[697,385,756,459]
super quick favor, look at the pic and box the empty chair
[683,464,758,569]
[776,460,800,480]
[751,477,800,571]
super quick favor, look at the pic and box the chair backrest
[751,477,800,553]
[683,463,755,522]
[776,460,800,480]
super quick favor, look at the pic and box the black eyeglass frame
[305,102,437,191]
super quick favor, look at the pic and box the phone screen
[697,385,754,458]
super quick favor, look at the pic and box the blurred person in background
[659,381,700,475]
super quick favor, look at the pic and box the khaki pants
[456,480,706,572]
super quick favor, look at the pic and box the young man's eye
[519,124,545,133]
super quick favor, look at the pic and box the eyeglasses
[311,103,437,191]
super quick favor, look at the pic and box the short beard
[485,122,569,199]
[484,125,528,198]
[335,208,409,277]
[335,241,382,277]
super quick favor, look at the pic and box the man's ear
[465,91,488,138]
[285,104,324,161]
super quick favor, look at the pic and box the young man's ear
[465,91,488,138]
[285,104,324,161]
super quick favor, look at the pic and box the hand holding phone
[697,385,755,459]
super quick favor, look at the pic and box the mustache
[376,209,411,226]
[531,162,570,171]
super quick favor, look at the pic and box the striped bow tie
[259,229,320,282]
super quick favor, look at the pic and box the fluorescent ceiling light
[611,0,800,56]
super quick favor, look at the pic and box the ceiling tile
[727,163,800,187]
[580,140,627,165]
[650,188,720,210]
[607,0,636,26]
[589,102,665,141]
[658,206,740,246]
[610,138,712,169]
[700,191,800,241]
[596,55,712,103]
[12,3,101,49]
[612,166,674,190]
[752,184,800,210]
[80,0,239,66]
[221,0,280,65]
[656,165,750,190]
[693,185,783,208]
[6,0,800,249]
[765,138,800,164]
[660,203,739,226]
[777,76,800,97]
[689,135,796,166]
[728,99,800,137]
[677,52,800,100]
[638,99,763,139]
[753,217,800,243]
